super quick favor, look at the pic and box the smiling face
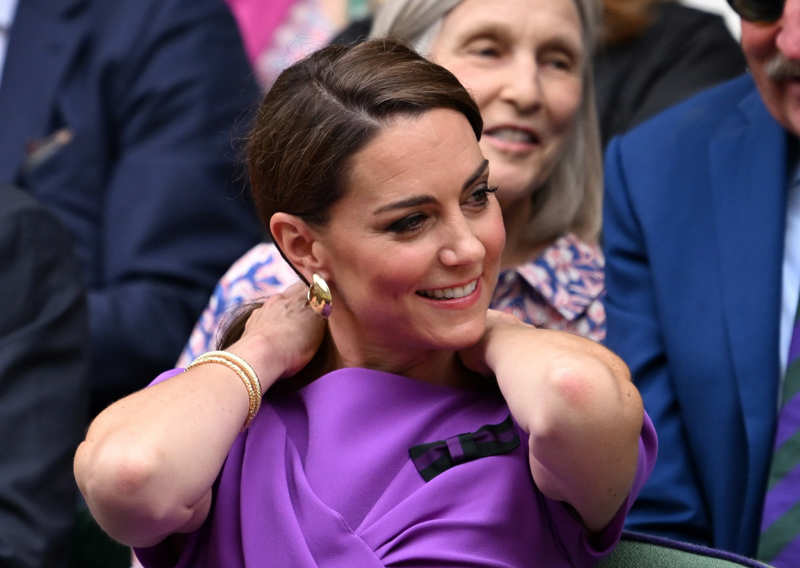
[741,0,800,136]
[313,109,505,370]
[428,0,584,207]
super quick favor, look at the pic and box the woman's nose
[438,218,485,267]
[500,55,542,112]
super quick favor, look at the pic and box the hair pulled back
[246,39,482,231]
[218,40,482,350]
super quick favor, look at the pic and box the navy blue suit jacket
[0,0,263,412]
[603,74,788,556]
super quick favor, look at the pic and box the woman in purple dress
[74,40,655,567]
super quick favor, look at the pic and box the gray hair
[370,0,603,245]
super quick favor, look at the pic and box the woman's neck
[316,324,475,390]
[270,331,485,395]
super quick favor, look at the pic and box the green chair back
[600,531,773,568]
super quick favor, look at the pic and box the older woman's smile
[484,124,541,146]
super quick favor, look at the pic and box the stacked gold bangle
[186,350,263,430]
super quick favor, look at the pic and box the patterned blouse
[176,233,605,366]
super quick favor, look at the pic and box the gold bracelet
[187,356,259,429]
[206,350,263,396]
[197,356,259,423]
[186,350,262,429]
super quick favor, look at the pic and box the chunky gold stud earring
[307,273,332,318]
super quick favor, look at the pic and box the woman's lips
[416,279,479,300]
[483,125,540,154]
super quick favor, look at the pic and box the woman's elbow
[530,356,644,527]
[533,353,643,446]
[74,436,177,546]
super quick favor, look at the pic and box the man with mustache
[602,1,800,566]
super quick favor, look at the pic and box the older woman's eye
[550,59,572,71]
[467,39,502,58]
[387,213,428,234]
[541,51,576,73]
[476,46,499,57]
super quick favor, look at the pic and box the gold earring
[307,273,332,318]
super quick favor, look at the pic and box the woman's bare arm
[461,311,643,532]
[74,283,324,546]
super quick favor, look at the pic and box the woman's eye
[542,52,575,72]
[465,185,498,208]
[475,47,499,57]
[467,40,501,58]
[387,213,428,234]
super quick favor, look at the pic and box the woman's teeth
[417,280,477,300]
[488,128,535,143]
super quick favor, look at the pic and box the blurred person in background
[595,0,745,146]
[0,0,263,416]
[0,185,88,568]
[226,0,378,88]
[602,0,800,563]
[332,0,746,147]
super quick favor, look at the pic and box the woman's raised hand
[457,309,528,377]
[73,282,328,547]
[229,282,327,391]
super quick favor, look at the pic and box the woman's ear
[269,213,325,281]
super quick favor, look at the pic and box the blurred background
[683,0,740,37]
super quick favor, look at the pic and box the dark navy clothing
[0,185,89,568]
[0,0,263,412]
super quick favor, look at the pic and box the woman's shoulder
[145,366,629,567]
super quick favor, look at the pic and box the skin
[741,0,800,135]
[74,109,642,548]
[282,108,506,387]
[428,0,584,232]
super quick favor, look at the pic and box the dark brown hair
[219,39,482,349]
[246,38,482,230]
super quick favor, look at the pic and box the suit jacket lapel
[0,0,89,182]
[709,83,787,542]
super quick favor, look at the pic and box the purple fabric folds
[136,367,657,567]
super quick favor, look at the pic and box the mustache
[766,54,800,81]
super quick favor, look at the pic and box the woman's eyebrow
[373,160,489,214]
[373,195,436,215]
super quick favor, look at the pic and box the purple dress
[136,367,657,567]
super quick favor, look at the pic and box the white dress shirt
[0,0,19,87]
